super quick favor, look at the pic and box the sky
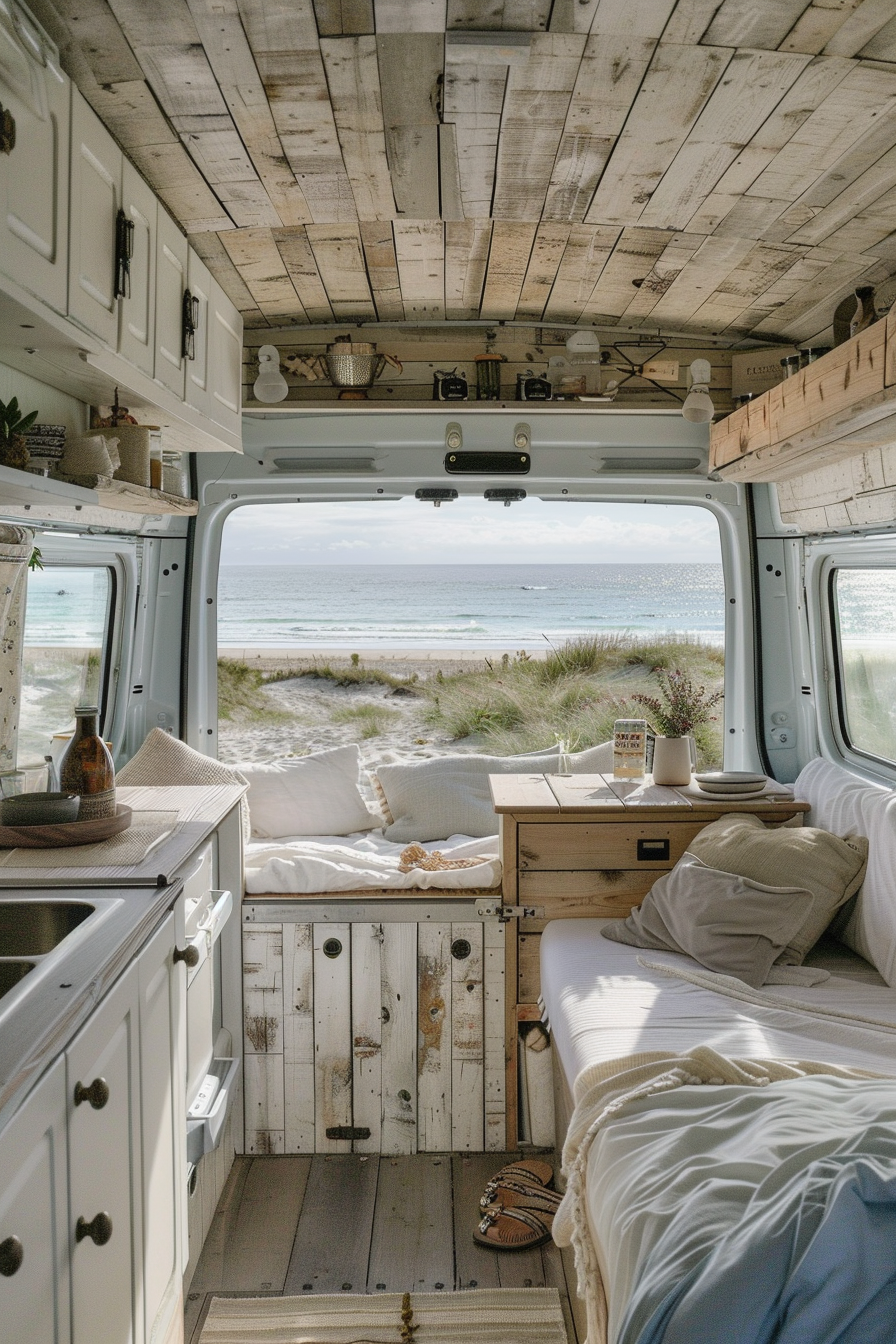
[220,499,722,566]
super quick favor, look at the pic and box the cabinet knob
[173,943,200,968]
[75,1212,113,1246]
[0,1236,23,1276]
[0,103,15,155]
[74,1077,110,1110]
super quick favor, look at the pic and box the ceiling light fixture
[681,358,714,423]
[564,329,601,363]
[253,345,289,403]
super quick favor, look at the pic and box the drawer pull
[76,1212,113,1246]
[323,937,343,959]
[637,838,670,861]
[451,938,471,961]
[0,1236,23,1276]
[74,1077,109,1110]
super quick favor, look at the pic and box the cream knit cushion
[236,745,379,838]
[688,812,868,964]
[117,728,250,841]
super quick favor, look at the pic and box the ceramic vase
[652,735,695,786]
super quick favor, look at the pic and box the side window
[19,565,114,765]
[832,567,896,765]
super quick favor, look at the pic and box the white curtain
[0,525,34,768]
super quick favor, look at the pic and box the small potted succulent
[633,668,724,784]
[0,397,37,471]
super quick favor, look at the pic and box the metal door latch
[476,900,543,922]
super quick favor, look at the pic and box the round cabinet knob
[0,1236,23,1276]
[76,1212,113,1246]
[74,1077,110,1110]
[173,943,199,968]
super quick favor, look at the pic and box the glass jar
[475,354,503,400]
[613,719,647,780]
[780,355,800,379]
[799,347,831,368]
[59,706,115,820]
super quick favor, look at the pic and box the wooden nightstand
[490,772,810,1147]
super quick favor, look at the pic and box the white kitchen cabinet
[118,159,157,378]
[67,957,142,1344]
[154,208,189,400]
[206,275,243,437]
[137,906,186,1344]
[68,90,121,348]
[0,7,70,315]
[0,1054,70,1344]
[184,249,211,422]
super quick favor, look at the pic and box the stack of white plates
[691,771,770,801]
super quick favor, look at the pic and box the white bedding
[244,830,501,894]
[540,919,896,1089]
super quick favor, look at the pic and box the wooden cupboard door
[0,1056,70,1344]
[184,250,212,420]
[154,208,188,398]
[118,160,157,376]
[68,90,121,347]
[137,905,185,1344]
[313,923,352,1153]
[67,963,142,1344]
[206,276,243,436]
[0,45,70,314]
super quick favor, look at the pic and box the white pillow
[375,741,614,842]
[236,745,378,838]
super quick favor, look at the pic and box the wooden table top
[489,772,810,818]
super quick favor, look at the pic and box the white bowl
[694,771,767,786]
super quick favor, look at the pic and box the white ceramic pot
[652,735,695,786]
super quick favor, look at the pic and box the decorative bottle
[60,706,115,821]
[850,286,876,339]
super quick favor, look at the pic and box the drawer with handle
[517,821,708,871]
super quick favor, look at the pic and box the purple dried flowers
[632,667,724,738]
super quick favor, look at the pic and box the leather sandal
[479,1180,562,1212]
[473,1202,554,1250]
[479,1159,553,1207]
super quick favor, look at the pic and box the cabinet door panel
[67,964,141,1344]
[185,250,211,419]
[0,1056,69,1344]
[118,160,157,376]
[0,53,70,313]
[68,91,121,346]
[154,209,188,398]
[207,277,243,434]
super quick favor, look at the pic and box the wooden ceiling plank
[813,204,896,258]
[359,222,405,320]
[491,34,585,221]
[712,196,794,240]
[319,36,397,221]
[548,0,599,33]
[502,1,551,28]
[646,234,756,327]
[823,0,896,54]
[860,13,896,58]
[585,0,677,38]
[442,58,506,219]
[377,34,442,219]
[238,0,320,50]
[701,0,811,50]
[445,219,493,319]
[752,250,874,329]
[374,0,447,31]
[638,50,811,231]
[579,228,674,320]
[480,220,539,319]
[778,255,896,342]
[49,0,145,83]
[542,224,620,321]
[779,0,866,54]
[661,0,728,45]
[393,220,445,319]
[584,43,732,228]
[74,76,177,151]
[185,0,313,226]
[273,227,336,322]
[746,64,896,205]
[190,229,259,309]
[543,35,657,223]
[438,124,465,221]
[787,141,896,246]
[683,243,807,333]
[516,223,572,318]
[219,226,309,320]
[619,233,705,322]
[125,141,235,231]
[313,1,375,35]
[305,225,377,318]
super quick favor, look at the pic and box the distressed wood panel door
[68,90,121,348]
[243,922,285,1154]
[313,923,353,1153]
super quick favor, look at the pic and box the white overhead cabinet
[154,206,189,400]
[118,159,157,377]
[0,5,70,314]
[185,248,211,421]
[68,92,121,348]
[206,275,242,439]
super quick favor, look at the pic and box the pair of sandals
[472,1159,560,1251]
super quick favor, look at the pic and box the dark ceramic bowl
[1,792,80,827]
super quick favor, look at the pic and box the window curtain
[0,525,34,769]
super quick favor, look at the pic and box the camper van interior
[5,0,896,1340]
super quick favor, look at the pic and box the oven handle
[195,889,233,949]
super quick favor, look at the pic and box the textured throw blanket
[553,1047,890,1344]
[244,831,501,893]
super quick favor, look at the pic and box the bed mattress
[540,918,896,1094]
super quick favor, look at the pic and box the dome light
[253,345,289,403]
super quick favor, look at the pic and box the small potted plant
[632,668,724,784]
[0,396,37,471]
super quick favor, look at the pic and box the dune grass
[329,702,401,739]
[217,659,294,724]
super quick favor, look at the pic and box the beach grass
[217,659,294,724]
[329,702,401,738]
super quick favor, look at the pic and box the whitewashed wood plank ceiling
[33,0,896,344]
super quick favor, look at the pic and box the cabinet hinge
[476,900,544,922]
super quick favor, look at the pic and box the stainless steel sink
[0,960,35,1000]
[0,901,95,956]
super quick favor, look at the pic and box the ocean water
[217,563,726,650]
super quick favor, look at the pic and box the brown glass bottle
[60,706,115,821]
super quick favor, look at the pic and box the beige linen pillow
[688,813,868,964]
[117,727,250,842]
[236,745,379,838]
[602,853,816,988]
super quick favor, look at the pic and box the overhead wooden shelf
[0,463,98,510]
[52,473,198,516]
[710,311,896,483]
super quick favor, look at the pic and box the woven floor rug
[199,1287,567,1344]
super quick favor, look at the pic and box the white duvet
[244,830,501,894]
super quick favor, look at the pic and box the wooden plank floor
[185,1152,583,1343]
